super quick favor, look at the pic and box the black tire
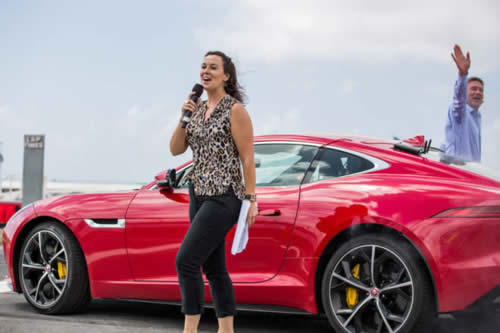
[321,234,435,333]
[18,222,90,314]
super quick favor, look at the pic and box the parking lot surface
[1,227,498,333]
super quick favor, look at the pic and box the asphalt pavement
[0,227,498,333]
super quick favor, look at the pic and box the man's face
[467,80,484,110]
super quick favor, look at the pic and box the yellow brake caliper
[57,262,67,279]
[346,264,360,309]
[53,245,67,279]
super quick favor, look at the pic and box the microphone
[181,84,204,128]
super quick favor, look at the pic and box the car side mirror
[157,169,177,189]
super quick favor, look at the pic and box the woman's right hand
[172,92,200,155]
[181,92,200,115]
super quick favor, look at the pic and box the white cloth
[231,200,255,255]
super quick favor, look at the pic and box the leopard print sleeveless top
[186,94,245,200]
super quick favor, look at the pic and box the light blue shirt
[443,74,481,162]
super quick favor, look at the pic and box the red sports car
[2,134,500,333]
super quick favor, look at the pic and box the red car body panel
[3,193,137,291]
[3,134,500,315]
[34,192,137,220]
[126,185,300,284]
[293,174,500,312]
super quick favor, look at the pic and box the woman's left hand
[247,201,258,227]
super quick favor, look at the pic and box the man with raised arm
[442,44,484,162]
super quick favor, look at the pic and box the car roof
[255,133,397,148]
[155,133,417,180]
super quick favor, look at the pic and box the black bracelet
[244,194,256,202]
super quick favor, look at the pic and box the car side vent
[92,219,119,225]
[84,218,125,228]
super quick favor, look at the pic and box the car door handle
[259,209,281,216]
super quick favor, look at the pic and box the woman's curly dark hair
[205,51,246,104]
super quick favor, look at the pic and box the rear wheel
[321,234,435,333]
[18,222,90,314]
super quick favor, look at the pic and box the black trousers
[176,183,242,318]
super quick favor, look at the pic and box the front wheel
[321,234,435,333]
[18,222,90,314]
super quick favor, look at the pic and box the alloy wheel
[327,244,414,333]
[20,230,68,308]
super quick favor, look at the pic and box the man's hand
[451,44,470,76]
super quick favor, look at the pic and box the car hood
[34,191,138,221]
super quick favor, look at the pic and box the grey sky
[1,0,499,184]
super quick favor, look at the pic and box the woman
[169,51,258,333]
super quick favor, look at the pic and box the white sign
[24,135,45,149]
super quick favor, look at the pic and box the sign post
[22,135,45,206]
[0,141,3,193]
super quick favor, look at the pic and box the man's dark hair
[468,76,484,87]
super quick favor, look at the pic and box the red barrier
[0,202,22,224]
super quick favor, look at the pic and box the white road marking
[0,279,13,293]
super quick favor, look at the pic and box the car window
[154,143,319,190]
[255,144,318,186]
[304,148,374,183]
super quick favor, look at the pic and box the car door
[226,143,319,282]
[125,178,190,281]
[125,142,319,283]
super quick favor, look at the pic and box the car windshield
[423,150,500,181]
